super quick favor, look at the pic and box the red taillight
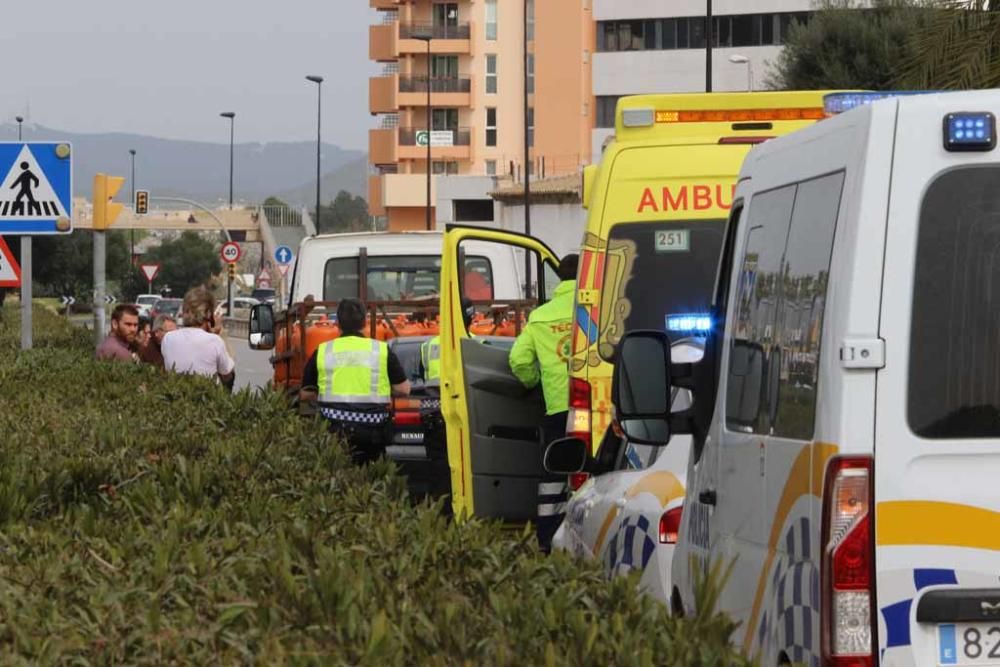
[569,377,591,410]
[569,472,590,491]
[566,378,593,491]
[393,411,422,426]
[821,456,875,666]
[659,506,683,544]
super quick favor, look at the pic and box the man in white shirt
[162,286,236,386]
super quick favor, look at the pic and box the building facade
[368,0,594,231]
[591,0,816,159]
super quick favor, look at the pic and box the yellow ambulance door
[439,225,561,520]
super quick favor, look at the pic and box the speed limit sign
[220,241,241,264]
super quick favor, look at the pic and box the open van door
[439,225,561,520]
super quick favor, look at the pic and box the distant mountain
[274,155,368,208]
[0,122,365,206]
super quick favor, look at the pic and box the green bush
[0,308,748,665]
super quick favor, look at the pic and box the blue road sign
[274,245,294,265]
[0,143,73,235]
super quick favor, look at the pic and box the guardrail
[225,317,249,338]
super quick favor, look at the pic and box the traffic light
[135,190,149,215]
[92,173,125,231]
[227,263,237,280]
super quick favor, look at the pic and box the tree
[767,0,932,91]
[140,231,222,297]
[315,191,370,235]
[31,230,132,300]
[902,1,1000,89]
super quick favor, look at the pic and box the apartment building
[368,0,594,231]
[592,0,816,159]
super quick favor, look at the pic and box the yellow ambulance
[567,91,847,463]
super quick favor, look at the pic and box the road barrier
[225,317,249,338]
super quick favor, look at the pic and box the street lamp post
[305,75,324,231]
[220,112,236,208]
[15,116,23,141]
[413,33,433,231]
[728,54,754,92]
[705,0,713,92]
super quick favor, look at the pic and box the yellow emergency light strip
[655,107,826,123]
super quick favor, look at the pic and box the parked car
[150,298,182,323]
[250,287,276,305]
[135,293,161,318]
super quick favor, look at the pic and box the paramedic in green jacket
[508,253,578,551]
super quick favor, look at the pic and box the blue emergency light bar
[944,112,996,152]
[823,91,937,115]
[666,313,713,334]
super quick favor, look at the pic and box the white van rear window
[909,167,1000,438]
[323,255,492,302]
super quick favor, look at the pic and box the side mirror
[544,437,589,475]
[249,303,275,350]
[612,330,672,445]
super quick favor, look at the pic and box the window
[526,0,535,40]
[909,166,1000,438]
[432,161,459,175]
[485,54,497,94]
[726,186,797,433]
[323,257,360,301]
[433,3,458,28]
[771,172,844,439]
[432,108,458,131]
[527,107,534,148]
[600,220,727,361]
[485,159,497,176]
[527,54,535,94]
[325,254,491,302]
[485,0,497,40]
[454,199,494,222]
[725,173,843,438]
[595,12,814,52]
[486,107,497,147]
[431,55,458,78]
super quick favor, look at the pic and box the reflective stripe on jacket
[421,336,441,386]
[317,336,391,404]
[508,280,575,415]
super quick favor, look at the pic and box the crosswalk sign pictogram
[0,236,22,287]
[0,143,73,235]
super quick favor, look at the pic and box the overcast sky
[0,1,375,150]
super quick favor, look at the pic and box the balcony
[383,173,437,208]
[369,128,398,165]
[369,75,398,114]
[370,0,402,8]
[369,23,397,62]
[398,76,472,108]
[368,174,386,217]
[398,22,473,55]
[398,127,472,160]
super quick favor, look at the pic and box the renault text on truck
[569,90,1000,666]
[567,91,848,469]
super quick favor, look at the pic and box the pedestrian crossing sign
[0,142,73,235]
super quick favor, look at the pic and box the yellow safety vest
[421,336,441,386]
[316,336,391,404]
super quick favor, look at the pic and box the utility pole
[523,0,532,299]
[705,0,713,93]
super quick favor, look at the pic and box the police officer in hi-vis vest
[509,254,579,552]
[420,298,476,392]
[301,298,411,464]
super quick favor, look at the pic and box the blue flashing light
[823,91,937,115]
[944,112,996,152]
[666,313,713,334]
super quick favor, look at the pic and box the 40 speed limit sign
[220,241,241,264]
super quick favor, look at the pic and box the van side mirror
[249,303,275,350]
[612,330,672,445]
[544,437,589,475]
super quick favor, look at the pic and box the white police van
[550,90,1000,666]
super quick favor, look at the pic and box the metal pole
[705,0,713,93]
[426,39,433,231]
[16,117,22,141]
[523,0,532,299]
[228,117,235,208]
[94,231,106,346]
[129,149,135,294]
[20,237,31,350]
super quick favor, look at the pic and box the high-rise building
[591,0,816,159]
[368,0,594,231]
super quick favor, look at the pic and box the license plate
[939,624,1000,665]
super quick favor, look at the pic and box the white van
[552,90,1000,665]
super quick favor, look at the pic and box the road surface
[229,336,273,392]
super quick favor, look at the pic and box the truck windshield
[324,255,493,301]
[909,166,1000,438]
[600,220,726,360]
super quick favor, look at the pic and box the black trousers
[536,411,568,552]
[327,419,391,465]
